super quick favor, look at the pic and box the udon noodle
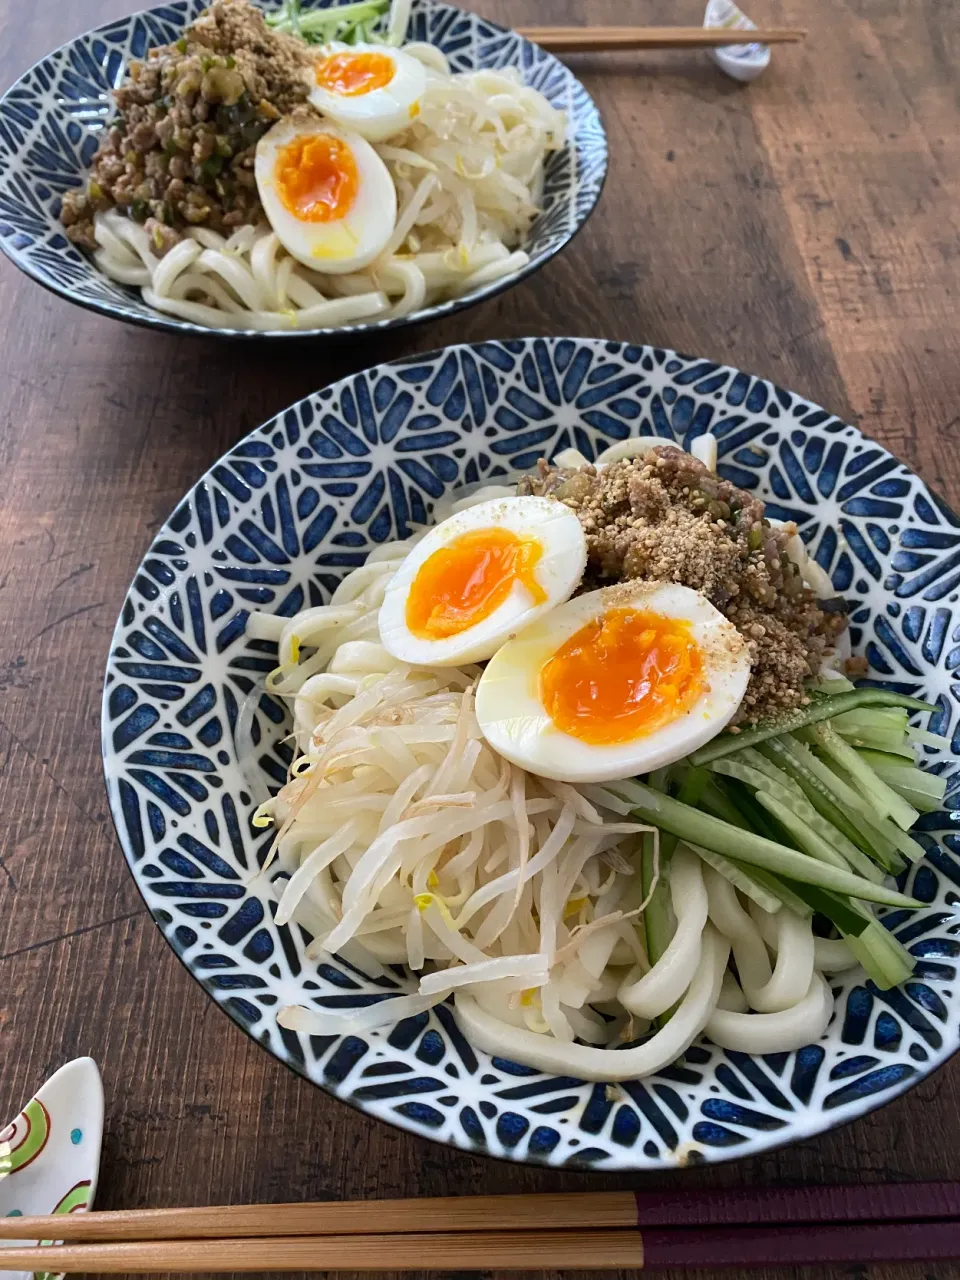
[92,55,564,330]
[247,466,857,1081]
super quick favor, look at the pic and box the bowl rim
[0,0,608,340]
[100,335,960,1169]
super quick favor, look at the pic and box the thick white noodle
[705,867,817,1013]
[259,465,859,1078]
[705,975,834,1053]
[451,926,729,1082]
[618,846,707,1019]
[264,485,659,1066]
[749,899,857,974]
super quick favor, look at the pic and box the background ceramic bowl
[102,338,960,1169]
[0,1,606,339]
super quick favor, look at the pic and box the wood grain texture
[0,2,958,1279]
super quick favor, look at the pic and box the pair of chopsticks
[2,1183,960,1272]
[518,26,806,52]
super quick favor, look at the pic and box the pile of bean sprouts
[91,48,565,331]
[246,459,860,1081]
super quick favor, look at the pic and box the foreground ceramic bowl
[102,338,960,1169]
[0,1,605,339]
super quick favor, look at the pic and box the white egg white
[378,496,588,667]
[255,117,397,273]
[308,42,427,142]
[475,581,752,783]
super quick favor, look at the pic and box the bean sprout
[251,460,859,1078]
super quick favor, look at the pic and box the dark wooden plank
[1,2,958,1279]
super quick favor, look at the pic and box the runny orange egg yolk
[275,134,358,223]
[406,527,546,640]
[540,607,706,745]
[315,50,396,96]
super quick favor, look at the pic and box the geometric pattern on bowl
[0,1,607,339]
[102,338,960,1169]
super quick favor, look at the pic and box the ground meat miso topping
[60,0,312,252]
[518,446,848,724]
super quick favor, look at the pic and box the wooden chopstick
[516,26,806,52]
[3,1221,960,1273]
[0,1192,634,1243]
[3,1182,960,1243]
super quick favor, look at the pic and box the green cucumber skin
[690,689,936,765]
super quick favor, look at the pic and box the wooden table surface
[1,1,959,1278]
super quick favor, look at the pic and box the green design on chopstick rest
[49,1181,92,1217]
[0,1098,50,1177]
[34,1180,94,1280]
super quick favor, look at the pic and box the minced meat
[519,446,848,724]
[60,0,312,251]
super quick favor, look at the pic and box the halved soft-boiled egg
[378,497,588,666]
[255,116,396,272]
[475,581,751,782]
[308,43,427,142]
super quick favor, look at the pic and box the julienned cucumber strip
[908,727,951,749]
[770,735,915,869]
[856,748,948,813]
[701,757,885,880]
[689,689,936,765]
[810,722,919,831]
[609,779,922,909]
[758,738,875,855]
[682,842,784,913]
[777,880,870,937]
[653,767,708,862]
[831,707,913,755]
[700,778,752,829]
[846,920,915,989]
[641,830,674,969]
[711,752,885,885]
[714,748,868,865]
[754,791,859,875]
[747,778,886,884]
[707,775,785,845]
[268,0,389,36]
[808,674,856,694]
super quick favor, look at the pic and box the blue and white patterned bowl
[102,338,960,1169]
[0,2,605,339]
